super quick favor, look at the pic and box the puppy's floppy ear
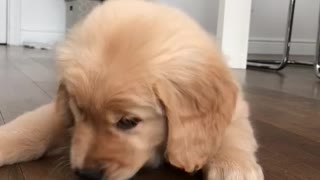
[55,82,74,128]
[153,61,238,173]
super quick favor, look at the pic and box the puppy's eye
[116,117,141,130]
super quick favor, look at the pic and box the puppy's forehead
[69,81,155,113]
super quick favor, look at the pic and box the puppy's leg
[205,98,263,180]
[0,102,68,166]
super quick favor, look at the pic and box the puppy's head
[57,80,166,180]
[56,0,238,179]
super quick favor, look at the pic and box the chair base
[247,0,320,78]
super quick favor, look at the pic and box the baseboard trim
[21,30,65,48]
[248,38,316,55]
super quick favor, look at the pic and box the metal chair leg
[247,0,296,70]
[315,1,320,78]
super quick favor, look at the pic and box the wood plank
[31,54,56,72]
[34,82,57,99]
[0,49,52,122]
[0,165,25,180]
[8,52,56,83]
[19,156,76,180]
[238,67,320,100]
[255,121,320,180]
[245,86,320,142]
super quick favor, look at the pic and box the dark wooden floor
[0,46,320,179]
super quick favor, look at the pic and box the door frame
[0,0,7,43]
[7,0,21,45]
[217,0,252,69]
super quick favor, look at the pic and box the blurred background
[0,0,319,61]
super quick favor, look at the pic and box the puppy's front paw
[0,148,13,167]
[166,150,205,173]
[205,160,264,180]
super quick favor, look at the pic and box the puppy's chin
[103,171,134,180]
[111,152,163,179]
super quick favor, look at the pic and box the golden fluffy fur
[0,0,263,179]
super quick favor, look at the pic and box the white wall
[16,0,320,55]
[249,0,319,55]
[20,0,65,47]
[19,0,220,48]
[160,0,320,56]
[158,0,219,35]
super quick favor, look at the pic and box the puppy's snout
[74,168,104,180]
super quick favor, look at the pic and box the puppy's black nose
[74,168,104,180]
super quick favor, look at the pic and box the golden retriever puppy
[0,0,263,180]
